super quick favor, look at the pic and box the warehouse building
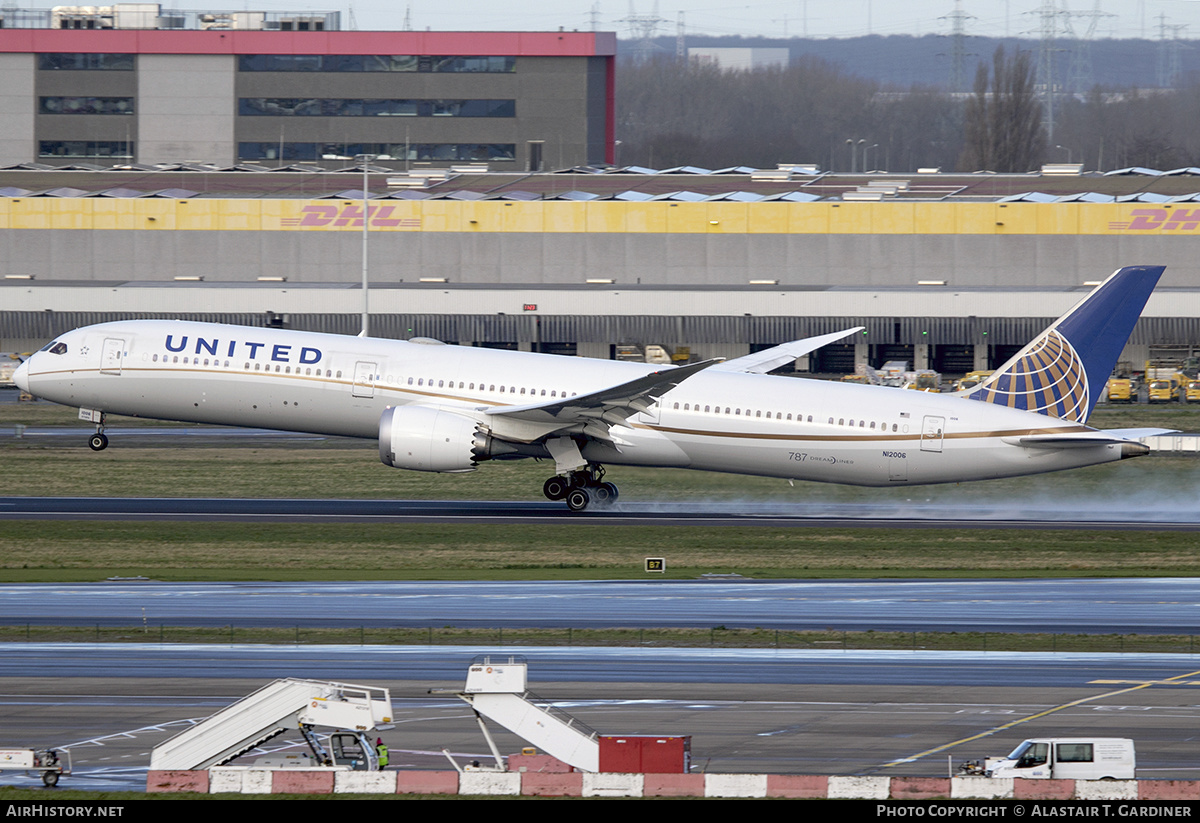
[2,164,1199,376]
[0,5,615,169]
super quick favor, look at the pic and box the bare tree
[960,46,1046,172]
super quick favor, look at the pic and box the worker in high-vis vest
[376,738,389,768]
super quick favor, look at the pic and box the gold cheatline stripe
[32,366,1097,443]
[646,423,1093,443]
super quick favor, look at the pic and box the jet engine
[378,405,501,473]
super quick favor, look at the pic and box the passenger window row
[669,400,902,432]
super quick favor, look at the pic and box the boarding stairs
[439,657,600,772]
[149,678,393,771]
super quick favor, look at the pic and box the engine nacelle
[378,405,485,473]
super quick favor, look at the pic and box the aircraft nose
[13,358,30,393]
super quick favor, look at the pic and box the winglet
[964,266,1163,423]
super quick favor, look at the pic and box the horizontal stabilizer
[1003,434,1136,449]
[1001,430,1159,457]
[1099,427,1178,440]
[714,327,864,374]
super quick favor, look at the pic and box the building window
[238,98,514,118]
[238,142,516,162]
[38,53,134,71]
[39,140,133,158]
[238,55,515,73]
[40,96,134,115]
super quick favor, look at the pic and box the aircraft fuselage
[17,319,1126,488]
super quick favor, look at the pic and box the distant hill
[622,34,1185,91]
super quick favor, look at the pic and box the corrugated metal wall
[4,311,1193,347]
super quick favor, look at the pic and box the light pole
[1056,145,1073,164]
[356,153,377,337]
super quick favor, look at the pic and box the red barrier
[272,770,335,794]
[145,770,209,793]
[890,777,952,800]
[395,770,460,795]
[643,773,706,797]
[765,775,829,799]
[1139,780,1200,800]
[521,771,584,796]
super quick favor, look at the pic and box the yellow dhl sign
[2,199,1200,235]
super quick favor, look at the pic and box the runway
[3,578,1200,634]
[4,495,1200,529]
[3,472,1199,790]
[3,577,1200,792]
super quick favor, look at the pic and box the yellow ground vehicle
[905,370,942,392]
[1106,377,1135,402]
[957,370,994,392]
[1187,381,1200,402]
[1148,378,1180,403]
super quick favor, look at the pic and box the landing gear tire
[543,476,569,501]
[590,483,613,506]
[565,487,592,512]
[88,433,108,451]
[553,463,618,511]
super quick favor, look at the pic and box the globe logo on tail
[966,329,1088,421]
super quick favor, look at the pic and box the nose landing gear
[542,464,618,511]
[84,410,108,451]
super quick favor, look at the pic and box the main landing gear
[542,464,618,512]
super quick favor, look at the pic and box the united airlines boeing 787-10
[13,265,1164,510]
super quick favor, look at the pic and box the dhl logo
[1109,208,1200,231]
[280,204,422,229]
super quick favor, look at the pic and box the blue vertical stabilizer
[965,265,1163,423]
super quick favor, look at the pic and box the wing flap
[485,358,723,443]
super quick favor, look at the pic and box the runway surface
[4,495,1200,529]
[4,578,1200,634]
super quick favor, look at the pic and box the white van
[985,738,1135,780]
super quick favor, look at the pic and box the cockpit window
[40,341,68,355]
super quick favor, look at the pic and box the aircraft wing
[486,358,723,442]
[712,327,864,374]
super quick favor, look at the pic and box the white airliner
[13,265,1164,511]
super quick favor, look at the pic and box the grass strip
[2,521,1200,580]
[1,624,1195,654]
